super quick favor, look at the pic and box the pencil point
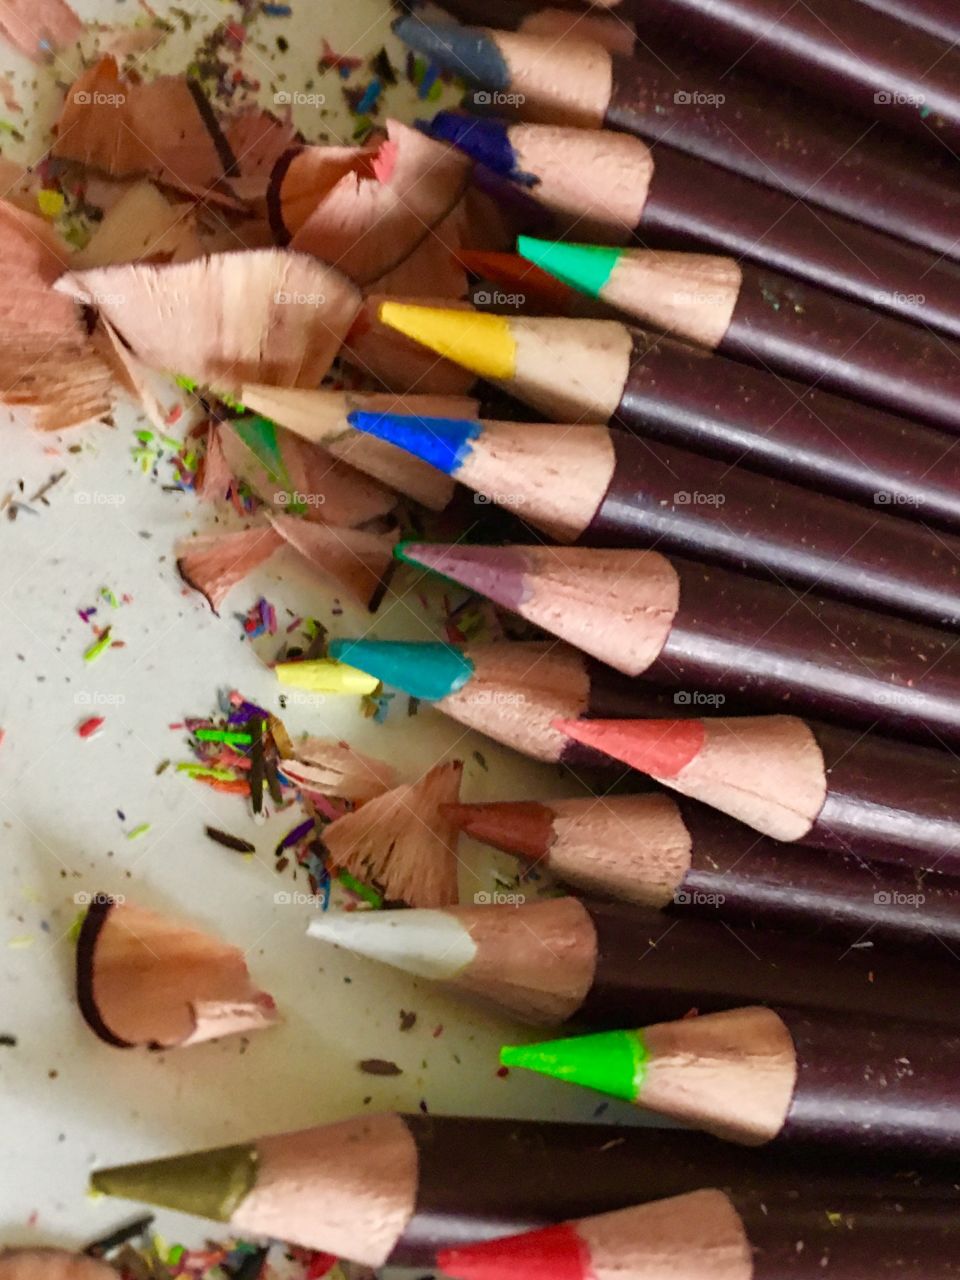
[308,907,477,979]
[393,14,510,89]
[347,409,483,476]
[518,237,622,299]
[501,1028,646,1103]
[439,1221,587,1280]
[555,718,706,779]
[274,659,381,696]
[442,800,556,860]
[91,1144,258,1221]
[422,112,530,184]
[399,543,533,612]
[378,303,517,380]
[328,638,475,701]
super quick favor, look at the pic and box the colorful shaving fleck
[83,628,113,663]
[77,716,105,739]
[126,823,151,841]
[337,869,382,909]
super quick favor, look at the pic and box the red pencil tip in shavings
[56,250,361,400]
[268,120,470,288]
[76,716,104,739]
[75,895,278,1049]
[176,525,284,614]
[323,761,463,907]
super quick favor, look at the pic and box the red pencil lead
[439,1221,588,1280]
[554,717,706,779]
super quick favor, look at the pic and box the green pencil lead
[517,236,623,299]
[501,1027,648,1103]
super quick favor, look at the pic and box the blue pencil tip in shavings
[418,61,440,99]
[355,78,383,114]
[261,3,292,14]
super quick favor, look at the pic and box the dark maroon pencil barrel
[610,0,960,149]
[639,557,960,747]
[584,428,960,627]
[616,331,960,529]
[674,798,954,948]
[633,143,960,339]
[777,1007,960,1157]
[604,39,960,265]
[574,902,960,1028]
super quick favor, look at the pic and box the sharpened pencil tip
[555,717,706,779]
[392,14,511,90]
[91,1144,258,1222]
[347,409,483,476]
[517,237,622,299]
[500,1029,646,1103]
[378,304,518,380]
[328,638,476,701]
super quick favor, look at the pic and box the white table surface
[0,1,646,1271]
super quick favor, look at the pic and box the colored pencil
[503,1004,960,1156]
[374,307,960,523]
[558,712,960,874]
[589,0,960,150]
[391,424,960,630]
[372,542,960,748]
[424,112,960,342]
[857,0,960,44]
[307,897,960,1028]
[400,16,960,262]
[88,1113,960,1271]
[352,404,960,540]
[517,239,960,431]
[236,386,479,510]
[328,637,689,767]
[443,793,960,949]
[438,1188,960,1280]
